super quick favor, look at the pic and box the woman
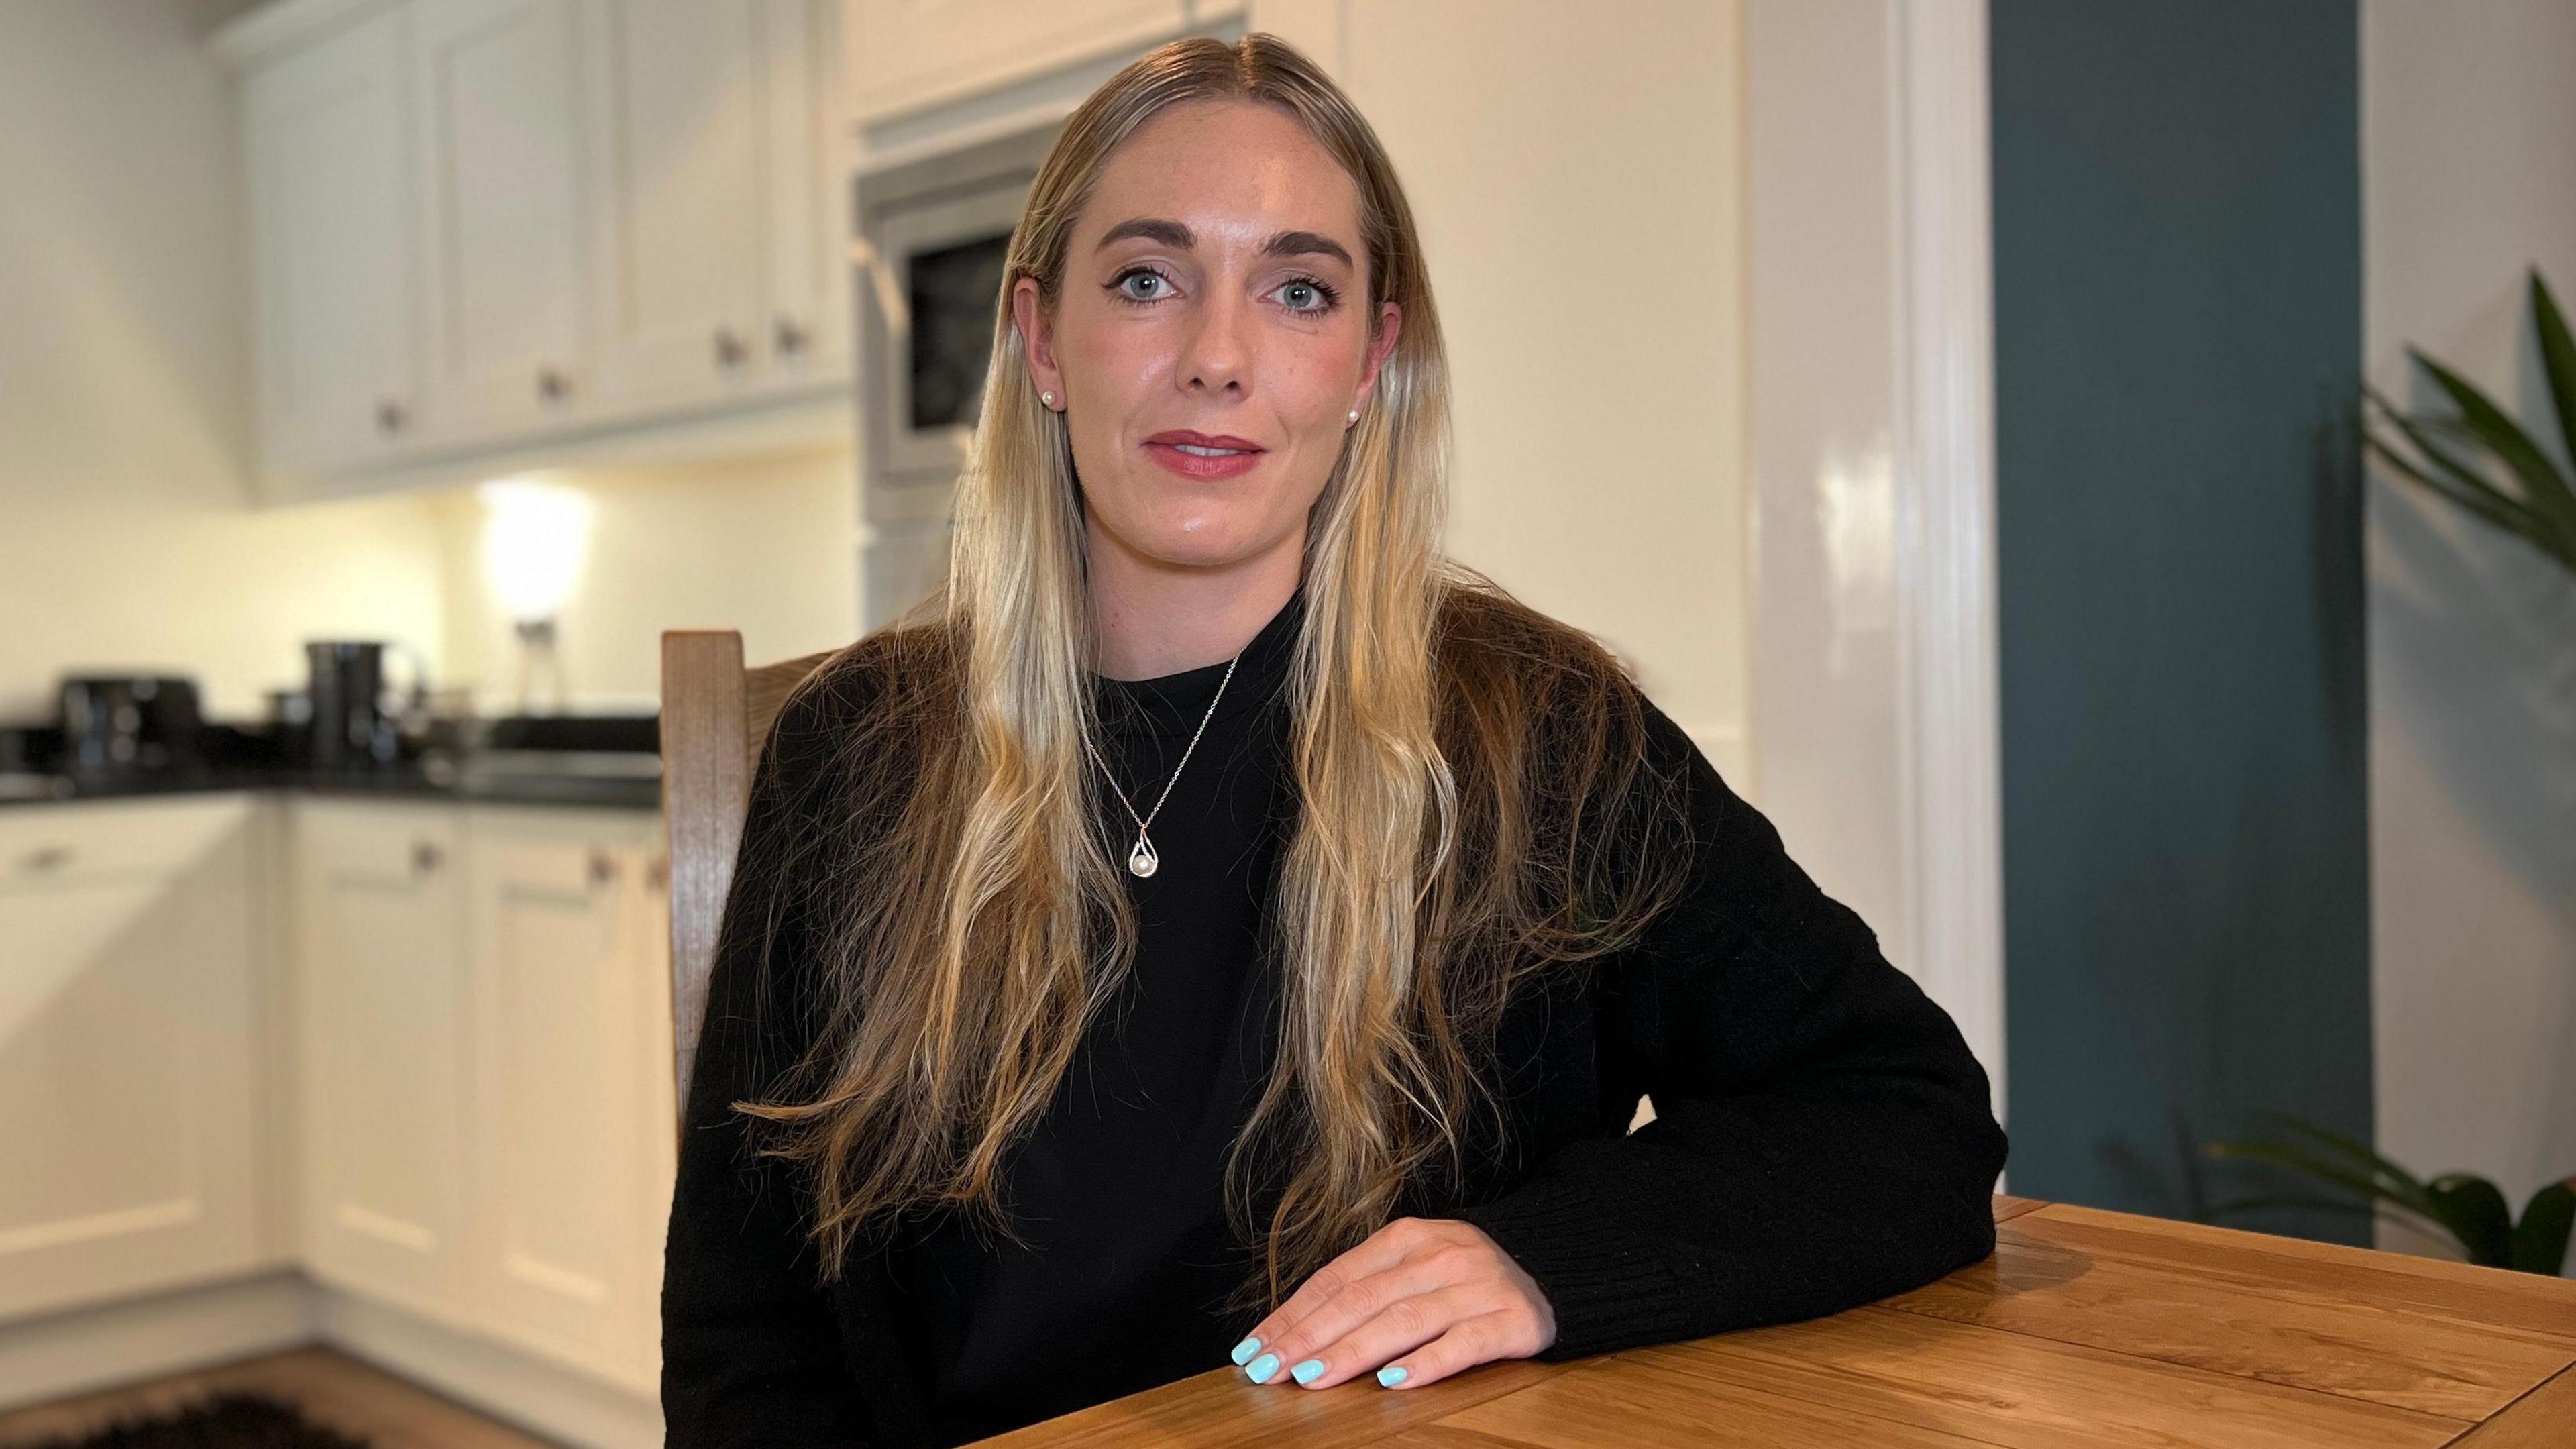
[663,32,2004,1448]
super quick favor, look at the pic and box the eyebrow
[1092,217,1354,269]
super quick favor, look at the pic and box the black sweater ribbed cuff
[1449,1168,1715,1362]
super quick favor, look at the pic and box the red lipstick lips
[1144,429,1265,480]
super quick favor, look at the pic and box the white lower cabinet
[293,798,672,1397]
[461,806,674,1395]
[294,800,476,1323]
[0,797,270,1322]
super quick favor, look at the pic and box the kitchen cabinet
[217,0,851,500]
[239,3,424,479]
[289,798,671,1395]
[411,0,593,443]
[843,0,1190,123]
[0,798,270,1322]
[292,800,476,1325]
[580,0,850,413]
[462,806,672,1395]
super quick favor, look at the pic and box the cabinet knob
[713,327,749,369]
[537,367,570,402]
[375,398,408,434]
[411,840,443,877]
[588,850,619,888]
[17,845,72,875]
[773,315,808,358]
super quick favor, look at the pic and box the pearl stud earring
[1347,407,1360,424]
[1042,390,1056,406]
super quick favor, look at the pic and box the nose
[1177,282,1251,396]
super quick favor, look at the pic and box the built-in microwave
[852,124,1058,628]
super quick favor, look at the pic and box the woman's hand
[1229,1216,1556,1391]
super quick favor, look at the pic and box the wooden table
[979,1195,2576,1447]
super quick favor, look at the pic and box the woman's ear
[1013,278,1063,408]
[1351,299,1402,415]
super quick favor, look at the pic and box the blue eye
[1110,266,1175,305]
[1103,266,1344,317]
[1279,276,1342,315]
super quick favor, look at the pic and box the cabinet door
[759,0,851,386]
[413,0,592,442]
[845,0,1183,122]
[295,802,474,1326]
[464,809,666,1395]
[241,5,423,478]
[0,800,264,1323]
[582,0,769,410]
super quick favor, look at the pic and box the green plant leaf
[2204,1137,2440,1224]
[2367,427,2558,550]
[2359,386,2565,539]
[2426,1173,2515,1268]
[2412,349,2576,537]
[2363,388,2576,569]
[2530,270,2576,489]
[2511,1179,2575,1276]
[2258,1112,2440,1203]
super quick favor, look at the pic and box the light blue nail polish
[1229,1335,1261,1366]
[1244,1352,1279,1383]
[1377,1365,1408,1388]
[1291,1358,1325,1385]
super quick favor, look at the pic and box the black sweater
[661,588,2008,1447]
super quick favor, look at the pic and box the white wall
[0,0,445,722]
[1255,1,2008,1093]
[433,447,862,714]
[1287,0,1752,785]
[2363,0,2576,1260]
[0,1,862,728]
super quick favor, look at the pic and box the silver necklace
[1085,650,1241,877]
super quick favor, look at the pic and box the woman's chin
[1114,515,1279,570]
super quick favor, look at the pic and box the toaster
[58,674,204,777]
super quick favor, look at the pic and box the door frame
[1746,0,2004,1125]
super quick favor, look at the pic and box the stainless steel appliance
[853,125,1054,629]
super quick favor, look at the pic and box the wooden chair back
[659,631,835,1122]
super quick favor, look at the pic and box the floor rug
[11,1392,371,1449]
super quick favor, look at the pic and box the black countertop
[0,763,662,812]
[0,715,664,813]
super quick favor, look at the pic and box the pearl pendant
[1127,836,1159,878]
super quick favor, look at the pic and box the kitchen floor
[0,1346,558,1448]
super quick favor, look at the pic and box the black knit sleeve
[1448,693,2008,1362]
[661,672,876,1447]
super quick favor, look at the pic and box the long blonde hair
[729,32,1696,1319]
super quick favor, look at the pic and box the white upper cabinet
[583,0,767,408]
[219,0,851,498]
[761,0,852,386]
[842,0,1185,123]
[239,4,423,478]
[412,0,593,443]
[582,0,849,412]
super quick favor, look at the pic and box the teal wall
[1991,0,2372,1242]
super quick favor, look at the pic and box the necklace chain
[1086,650,1240,878]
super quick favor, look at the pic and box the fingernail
[1291,1358,1325,1385]
[1377,1365,1408,1388]
[1244,1352,1280,1383]
[1229,1335,1262,1366]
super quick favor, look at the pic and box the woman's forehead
[1083,103,1362,253]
